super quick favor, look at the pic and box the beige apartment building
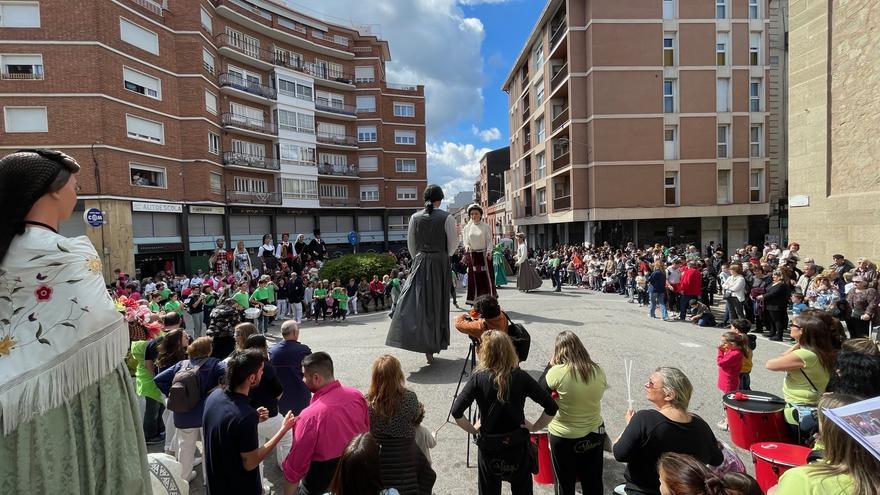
[503,0,777,250]
[0,0,426,278]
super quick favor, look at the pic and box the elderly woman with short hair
[845,276,878,339]
[612,367,723,495]
[852,257,877,290]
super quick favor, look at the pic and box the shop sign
[230,206,270,216]
[280,209,309,216]
[189,205,225,215]
[83,208,105,227]
[132,201,183,213]
[137,243,185,254]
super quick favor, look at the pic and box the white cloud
[471,125,501,142]
[458,0,512,5]
[427,141,492,201]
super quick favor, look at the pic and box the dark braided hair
[423,184,444,213]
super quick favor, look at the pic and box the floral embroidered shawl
[0,227,129,433]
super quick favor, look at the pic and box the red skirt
[466,250,497,305]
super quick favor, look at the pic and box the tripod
[444,338,479,467]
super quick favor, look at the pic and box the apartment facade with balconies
[502,0,777,250]
[0,0,426,278]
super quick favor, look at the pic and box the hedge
[318,253,397,282]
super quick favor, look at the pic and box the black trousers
[477,446,533,495]
[550,431,605,495]
[766,309,789,339]
[298,457,339,495]
[143,396,164,440]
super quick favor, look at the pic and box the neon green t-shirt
[774,465,853,495]
[252,286,271,303]
[164,300,183,315]
[266,284,276,303]
[160,288,171,300]
[232,290,250,309]
[782,348,830,423]
[546,364,607,438]
[333,290,349,305]
[148,302,161,312]
[313,288,328,299]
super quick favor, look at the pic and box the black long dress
[386,208,454,354]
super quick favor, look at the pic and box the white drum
[243,307,262,320]
[261,304,277,317]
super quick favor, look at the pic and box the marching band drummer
[250,275,274,335]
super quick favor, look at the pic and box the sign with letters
[132,201,183,213]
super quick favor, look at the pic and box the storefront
[229,206,273,249]
[132,201,184,278]
[188,205,226,273]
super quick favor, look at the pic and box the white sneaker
[186,470,197,482]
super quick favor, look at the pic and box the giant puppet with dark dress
[0,150,150,493]
[386,185,458,364]
[462,203,496,304]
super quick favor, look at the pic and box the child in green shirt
[163,293,184,316]
[332,286,349,321]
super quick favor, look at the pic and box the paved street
[173,277,793,494]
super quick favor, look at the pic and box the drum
[261,304,277,317]
[530,430,554,485]
[243,307,262,320]
[723,391,791,449]
[751,442,811,492]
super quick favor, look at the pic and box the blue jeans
[257,314,270,334]
[649,291,668,319]
[679,295,695,320]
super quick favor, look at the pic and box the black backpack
[504,312,531,363]
[167,359,207,413]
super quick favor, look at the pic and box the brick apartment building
[502,0,780,250]
[476,146,512,239]
[0,0,426,278]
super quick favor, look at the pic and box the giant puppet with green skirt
[492,243,508,287]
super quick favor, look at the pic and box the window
[356,96,375,112]
[662,0,675,19]
[358,215,383,232]
[664,126,677,160]
[227,65,261,86]
[717,169,731,204]
[716,33,727,66]
[278,78,312,101]
[274,46,303,69]
[536,117,545,142]
[750,169,764,202]
[209,172,222,193]
[393,102,415,117]
[3,106,47,132]
[749,0,759,19]
[389,215,409,231]
[663,79,675,113]
[537,188,547,214]
[360,185,379,202]
[750,125,762,157]
[717,125,729,158]
[395,158,417,173]
[396,187,417,201]
[122,67,161,99]
[125,114,163,143]
[535,152,546,179]
[129,163,166,188]
[1,53,43,79]
[395,130,416,145]
[202,49,214,74]
[204,90,217,114]
[120,18,159,55]
[281,178,318,199]
[0,1,39,27]
[275,109,314,134]
[716,78,730,112]
[319,153,346,166]
[318,122,346,138]
[208,132,220,155]
[535,80,545,107]
[225,27,259,59]
[280,144,316,165]
[231,139,265,158]
[320,184,348,198]
[663,35,675,66]
[233,177,267,193]
[533,43,544,70]
[360,155,378,172]
[358,126,377,142]
[750,79,762,112]
[354,66,374,83]
[716,0,726,19]
[750,33,761,66]
[664,171,678,206]
[200,6,212,33]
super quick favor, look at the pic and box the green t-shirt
[159,288,171,300]
[148,302,161,312]
[164,300,183,315]
[782,348,830,423]
[130,340,163,403]
[549,258,560,268]
[203,294,216,306]
[313,288,328,299]
[546,364,607,438]
[266,284,276,303]
[333,291,349,304]
[252,286,271,303]
[774,465,853,495]
[232,290,250,309]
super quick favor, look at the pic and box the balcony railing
[215,33,274,65]
[318,163,359,177]
[524,204,533,217]
[222,152,281,171]
[220,113,278,135]
[553,195,571,210]
[309,65,354,85]
[524,172,532,184]
[551,63,568,91]
[312,30,350,48]
[386,82,419,91]
[319,197,360,207]
[549,20,567,49]
[552,107,569,132]
[316,133,358,146]
[226,191,282,205]
[523,137,532,153]
[219,73,276,99]
[552,151,570,172]
[129,0,163,16]
[0,72,44,80]
[521,73,529,90]
[314,99,356,116]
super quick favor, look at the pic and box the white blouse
[516,242,528,264]
[462,221,492,252]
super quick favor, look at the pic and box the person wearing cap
[462,203,496,305]
[308,229,327,261]
[0,149,151,492]
[386,185,458,364]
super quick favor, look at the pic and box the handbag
[792,369,820,443]
[475,397,539,476]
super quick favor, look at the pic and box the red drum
[723,390,792,449]
[750,442,811,492]
[530,431,554,485]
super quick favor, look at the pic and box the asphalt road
[168,277,793,494]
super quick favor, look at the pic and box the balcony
[129,0,163,16]
[549,20,567,51]
[318,163,359,177]
[552,151,570,172]
[226,190,282,205]
[0,71,44,80]
[523,137,532,153]
[386,82,420,92]
[220,113,278,136]
[215,33,276,70]
[222,151,281,171]
[308,64,354,86]
[312,30,350,49]
[314,98,356,116]
[524,204,533,217]
[219,73,276,99]
[319,197,360,207]
[551,63,568,92]
[521,72,529,91]
[553,196,571,210]
[552,107,569,132]
[316,132,358,147]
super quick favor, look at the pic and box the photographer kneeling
[454,294,508,344]
[451,331,557,495]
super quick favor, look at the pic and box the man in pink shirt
[282,352,369,495]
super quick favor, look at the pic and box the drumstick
[624,359,634,411]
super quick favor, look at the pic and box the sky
[286,0,546,203]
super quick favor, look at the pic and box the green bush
[319,253,397,282]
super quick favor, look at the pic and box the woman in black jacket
[758,270,791,341]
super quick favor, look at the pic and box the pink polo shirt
[282,380,370,484]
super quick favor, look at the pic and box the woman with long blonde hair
[451,331,558,495]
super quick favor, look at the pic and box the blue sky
[290,0,545,199]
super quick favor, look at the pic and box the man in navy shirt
[203,349,295,495]
[269,321,312,469]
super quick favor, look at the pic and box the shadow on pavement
[505,310,584,327]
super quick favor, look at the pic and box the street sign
[666,226,674,237]
[84,208,105,227]
[348,231,359,246]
